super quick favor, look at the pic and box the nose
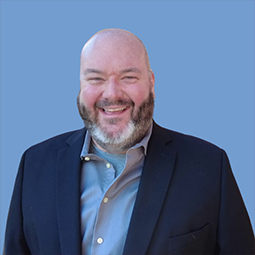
[102,77,123,100]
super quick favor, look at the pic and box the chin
[94,121,135,144]
[101,124,130,137]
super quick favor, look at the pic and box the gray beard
[77,92,154,153]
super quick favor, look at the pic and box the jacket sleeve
[4,152,31,255]
[217,150,255,254]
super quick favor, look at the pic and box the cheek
[125,86,151,108]
[79,87,99,108]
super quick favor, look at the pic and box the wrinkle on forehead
[80,28,151,70]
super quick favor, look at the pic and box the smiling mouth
[103,106,128,113]
[97,105,130,115]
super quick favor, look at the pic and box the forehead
[81,33,147,72]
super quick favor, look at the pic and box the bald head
[78,29,155,153]
[80,28,151,73]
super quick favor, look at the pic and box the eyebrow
[83,67,142,76]
[120,68,142,74]
[83,68,104,75]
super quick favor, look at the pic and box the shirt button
[106,162,111,168]
[97,237,104,244]
[103,197,109,203]
[84,156,90,161]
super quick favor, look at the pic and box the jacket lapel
[123,123,176,255]
[56,129,86,255]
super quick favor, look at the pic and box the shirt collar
[80,123,153,158]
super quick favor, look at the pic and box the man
[4,29,255,255]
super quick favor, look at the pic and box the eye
[122,76,138,83]
[87,77,105,85]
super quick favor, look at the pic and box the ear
[149,70,155,98]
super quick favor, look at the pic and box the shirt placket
[91,159,116,255]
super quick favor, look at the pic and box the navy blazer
[4,123,255,255]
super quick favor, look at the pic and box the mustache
[95,99,134,108]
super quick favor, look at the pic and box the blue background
[1,0,254,251]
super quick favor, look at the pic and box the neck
[91,138,127,154]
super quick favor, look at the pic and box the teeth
[104,107,126,112]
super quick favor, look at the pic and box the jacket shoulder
[25,128,86,155]
[153,123,224,155]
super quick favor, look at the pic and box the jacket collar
[56,128,86,255]
[123,122,176,255]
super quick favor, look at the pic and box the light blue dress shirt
[80,125,152,255]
